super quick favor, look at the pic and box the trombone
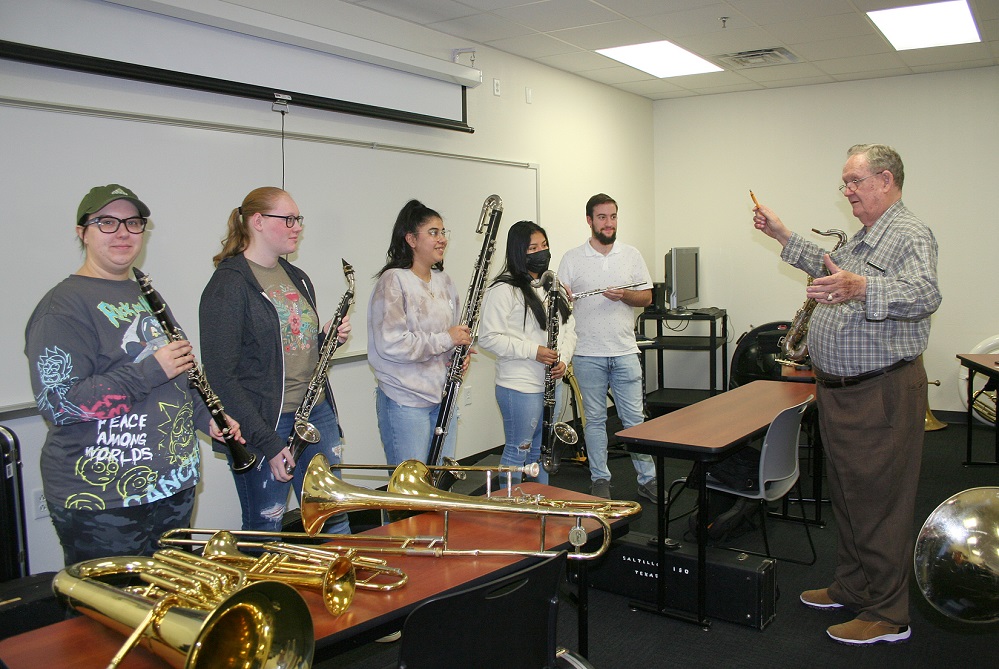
[300,454,641,560]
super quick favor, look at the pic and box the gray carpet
[322,420,999,669]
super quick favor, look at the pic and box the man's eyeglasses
[80,216,148,234]
[417,228,449,238]
[261,213,306,228]
[839,171,885,193]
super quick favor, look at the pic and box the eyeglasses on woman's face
[261,213,305,228]
[80,216,148,234]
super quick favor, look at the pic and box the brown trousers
[817,357,926,626]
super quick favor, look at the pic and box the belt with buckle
[812,359,912,388]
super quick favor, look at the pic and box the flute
[571,281,644,300]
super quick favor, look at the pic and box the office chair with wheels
[705,396,817,565]
[396,551,594,669]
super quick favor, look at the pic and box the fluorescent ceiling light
[597,41,722,78]
[868,0,980,50]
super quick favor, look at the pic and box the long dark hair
[377,199,444,276]
[492,220,569,330]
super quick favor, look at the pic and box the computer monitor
[664,247,699,314]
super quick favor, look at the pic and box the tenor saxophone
[533,269,578,474]
[284,258,355,474]
[426,195,503,487]
[777,228,848,365]
[132,268,256,472]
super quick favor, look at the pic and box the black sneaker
[637,479,659,503]
[590,478,611,499]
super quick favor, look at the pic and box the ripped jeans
[228,400,351,535]
[495,384,567,485]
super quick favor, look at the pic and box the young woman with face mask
[478,220,576,484]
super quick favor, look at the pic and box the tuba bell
[53,549,314,668]
[914,487,999,623]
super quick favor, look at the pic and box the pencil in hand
[750,190,760,208]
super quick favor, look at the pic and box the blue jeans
[495,384,571,485]
[496,385,547,485]
[376,387,458,466]
[228,401,350,535]
[571,354,655,485]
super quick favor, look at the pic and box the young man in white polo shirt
[557,193,656,501]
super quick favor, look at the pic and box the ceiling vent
[714,47,800,69]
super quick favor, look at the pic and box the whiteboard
[1,102,538,409]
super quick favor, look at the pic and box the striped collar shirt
[781,200,941,377]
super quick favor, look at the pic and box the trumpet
[53,549,313,668]
[157,529,408,615]
[570,281,644,300]
[301,454,641,560]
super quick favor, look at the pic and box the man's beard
[593,229,616,245]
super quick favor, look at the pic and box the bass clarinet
[534,269,578,474]
[284,259,355,474]
[132,268,256,473]
[427,195,503,486]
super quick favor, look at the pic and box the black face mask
[525,248,551,274]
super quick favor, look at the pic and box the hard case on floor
[0,426,29,582]
[589,532,777,629]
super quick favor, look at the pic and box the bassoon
[284,259,355,474]
[426,195,503,487]
[133,267,256,472]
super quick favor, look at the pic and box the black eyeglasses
[80,216,148,234]
[839,171,885,193]
[261,213,305,228]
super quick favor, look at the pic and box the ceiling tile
[536,49,620,72]
[582,65,658,84]
[356,0,477,24]
[486,32,581,58]
[549,19,665,50]
[428,12,534,42]
[493,0,622,33]
[765,12,875,45]
[791,34,892,61]
[815,52,909,75]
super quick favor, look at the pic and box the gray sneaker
[590,478,611,499]
[637,479,659,504]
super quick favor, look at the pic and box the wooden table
[0,483,624,668]
[956,353,999,465]
[616,380,816,627]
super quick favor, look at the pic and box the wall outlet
[32,488,49,519]
[464,387,474,406]
[492,78,501,96]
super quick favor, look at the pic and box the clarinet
[427,195,503,488]
[533,270,578,475]
[284,259,355,474]
[132,268,256,473]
